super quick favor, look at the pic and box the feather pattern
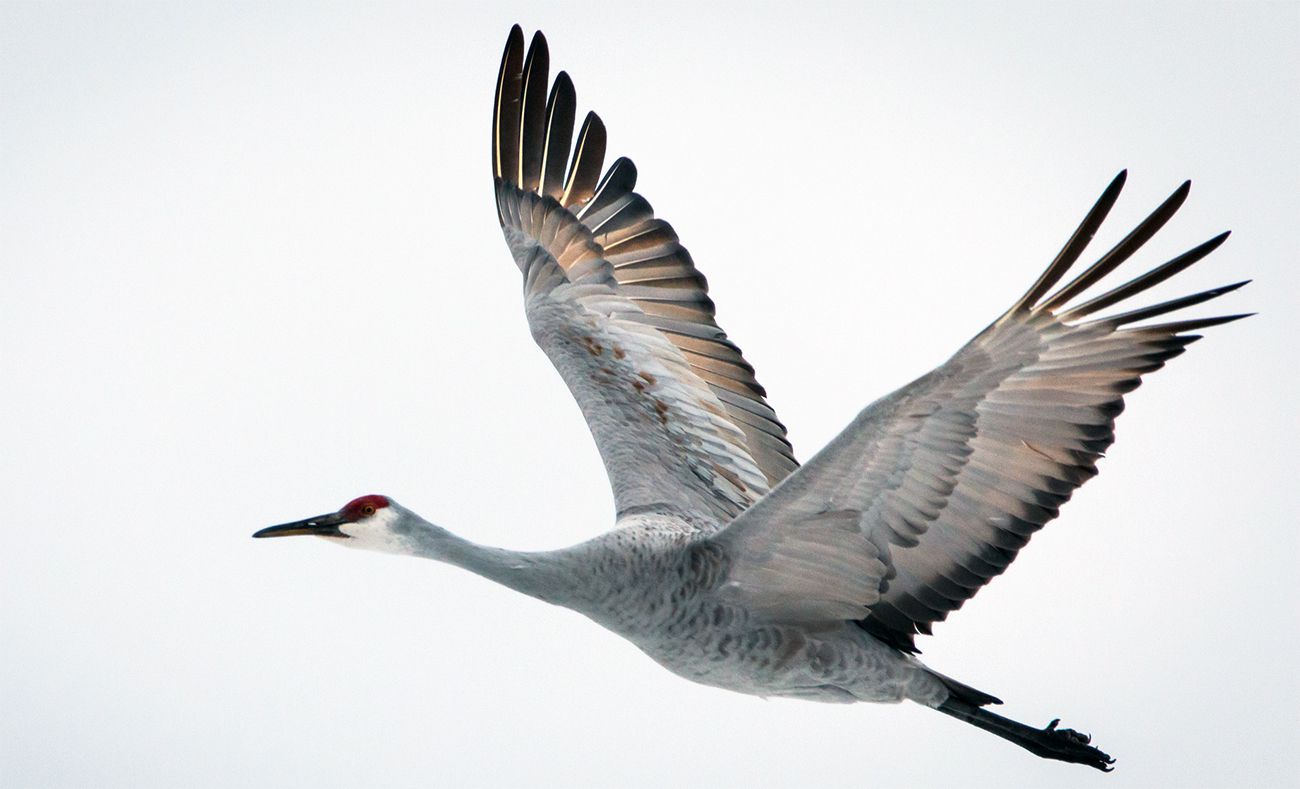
[493,27,797,522]
[709,173,1248,648]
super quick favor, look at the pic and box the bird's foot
[1037,718,1115,772]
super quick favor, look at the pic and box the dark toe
[1040,719,1114,770]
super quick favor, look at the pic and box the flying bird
[255,26,1250,771]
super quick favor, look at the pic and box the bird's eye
[362,504,376,516]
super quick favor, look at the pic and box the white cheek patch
[336,508,413,555]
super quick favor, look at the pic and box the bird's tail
[928,669,1003,708]
[936,696,1116,771]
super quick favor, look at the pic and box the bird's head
[253,494,420,554]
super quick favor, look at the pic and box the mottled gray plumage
[257,26,1251,773]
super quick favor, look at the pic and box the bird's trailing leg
[937,698,1116,771]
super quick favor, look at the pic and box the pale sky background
[2,2,1297,787]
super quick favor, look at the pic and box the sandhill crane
[254,26,1250,770]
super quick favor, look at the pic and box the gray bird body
[257,26,1250,772]
[394,507,942,706]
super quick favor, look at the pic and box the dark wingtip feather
[562,111,607,209]
[1195,279,1253,302]
[492,25,526,183]
[1102,169,1129,204]
[1139,313,1254,335]
[518,31,550,191]
[540,71,576,199]
[1188,312,1255,328]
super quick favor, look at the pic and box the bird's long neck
[401,523,571,605]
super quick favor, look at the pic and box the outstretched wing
[710,172,1249,648]
[492,27,797,523]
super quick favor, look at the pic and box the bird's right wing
[709,172,1249,648]
[491,28,797,525]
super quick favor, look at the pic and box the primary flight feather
[256,26,1250,771]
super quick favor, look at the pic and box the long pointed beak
[253,512,351,539]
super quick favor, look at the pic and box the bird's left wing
[492,27,797,524]
[709,173,1249,644]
